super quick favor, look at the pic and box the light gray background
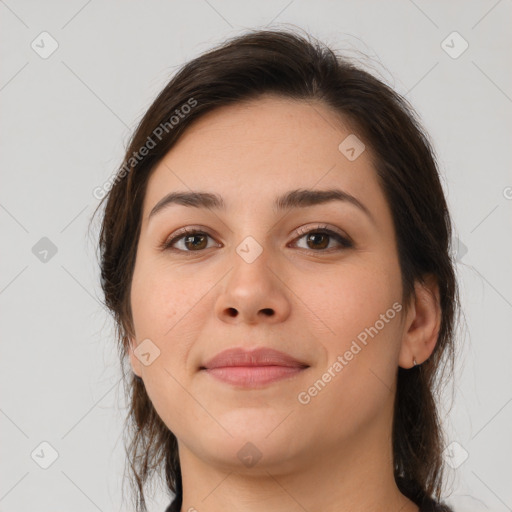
[1,1,511,511]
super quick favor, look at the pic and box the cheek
[130,276,174,336]
[297,260,403,388]
[128,262,200,425]
[130,255,188,337]
[129,257,212,374]
[292,267,403,436]
[299,261,401,333]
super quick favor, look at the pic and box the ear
[128,336,143,378]
[398,274,442,369]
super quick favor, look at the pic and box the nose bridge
[230,233,274,292]
[230,199,287,271]
[227,201,291,288]
[225,200,276,267]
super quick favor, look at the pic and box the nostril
[261,308,274,316]
[227,307,237,317]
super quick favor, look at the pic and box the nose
[214,247,292,325]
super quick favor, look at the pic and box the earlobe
[398,275,441,369]
[128,337,143,378]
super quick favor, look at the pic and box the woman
[93,28,458,512]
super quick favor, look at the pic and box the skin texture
[128,96,441,512]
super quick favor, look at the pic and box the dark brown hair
[91,28,458,512]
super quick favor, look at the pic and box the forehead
[142,95,384,217]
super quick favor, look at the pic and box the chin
[188,420,304,473]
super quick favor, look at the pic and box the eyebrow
[148,188,375,224]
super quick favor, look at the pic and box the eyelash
[160,224,353,255]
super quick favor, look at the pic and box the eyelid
[159,225,220,251]
[160,223,353,252]
[293,223,351,242]
[289,224,353,251]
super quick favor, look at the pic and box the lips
[200,347,309,387]
[201,347,308,370]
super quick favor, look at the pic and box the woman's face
[129,95,410,472]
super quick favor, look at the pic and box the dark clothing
[164,494,453,511]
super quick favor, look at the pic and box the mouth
[200,347,309,388]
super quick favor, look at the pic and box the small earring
[413,358,418,367]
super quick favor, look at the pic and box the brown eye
[182,233,208,250]
[163,229,218,252]
[161,225,353,254]
[304,232,330,250]
[292,226,353,252]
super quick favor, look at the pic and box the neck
[176,407,419,512]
